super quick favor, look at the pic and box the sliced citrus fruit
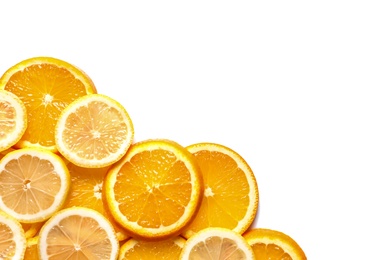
[62,161,130,241]
[243,228,307,259]
[180,227,255,259]
[38,207,119,260]
[104,139,203,240]
[24,236,39,260]
[21,221,44,239]
[181,142,259,239]
[0,210,27,259]
[119,236,186,260]
[0,56,97,152]
[0,90,27,152]
[55,93,134,168]
[0,147,14,160]
[0,148,70,223]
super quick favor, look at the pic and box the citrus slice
[62,161,130,241]
[0,90,27,152]
[55,93,134,168]
[180,227,255,259]
[119,236,186,260]
[0,210,27,259]
[243,228,307,259]
[0,56,97,152]
[181,142,259,239]
[21,221,44,239]
[104,139,203,240]
[24,236,39,260]
[38,207,119,260]
[0,148,70,223]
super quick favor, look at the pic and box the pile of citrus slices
[0,57,307,259]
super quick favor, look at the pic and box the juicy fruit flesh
[252,243,292,260]
[0,222,17,258]
[62,101,130,161]
[189,150,251,230]
[0,99,17,143]
[44,215,114,259]
[3,64,91,149]
[0,154,62,215]
[190,237,248,259]
[114,149,193,228]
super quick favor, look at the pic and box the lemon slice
[0,211,27,259]
[38,207,119,260]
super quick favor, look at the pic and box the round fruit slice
[62,161,130,241]
[104,139,203,240]
[243,228,307,259]
[0,148,70,223]
[180,227,255,259]
[0,56,97,152]
[182,142,259,238]
[119,236,186,260]
[0,90,27,152]
[0,211,27,259]
[55,93,134,168]
[38,207,119,260]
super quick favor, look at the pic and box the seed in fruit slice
[180,227,255,259]
[243,228,307,259]
[181,142,259,239]
[119,236,186,260]
[0,148,70,223]
[38,207,119,260]
[104,139,203,240]
[0,210,27,259]
[0,56,97,152]
[0,90,27,152]
[55,93,134,168]
[61,160,130,241]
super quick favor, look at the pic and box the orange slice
[180,227,255,259]
[38,207,119,260]
[0,210,27,259]
[0,90,27,152]
[55,93,134,168]
[62,161,130,241]
[104,139,203,240]
[0,56,97,152]
[0,148,70,223]
[182,142,259,238]
[24,236,39,260]
[118,236,186,260]
[243,228,307,259]
[21,221,44,239]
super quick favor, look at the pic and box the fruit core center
[23,180,31,190]
[94,183,103,199]
[204,187,214,197]
[43,94,53,106]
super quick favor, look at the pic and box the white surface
[1,1,390,258]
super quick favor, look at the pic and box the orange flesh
[252,243,293,259]
[114,150,192,228]
[45,215,114,259]
[121,237,184,259]
[0,154,61,215]
[3,64,92,149]
[189,150,250,230]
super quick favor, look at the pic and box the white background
[1,1,390,259]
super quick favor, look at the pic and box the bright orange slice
[0,90,27,152]
[62,161,130,241]
[182,142,259,239]
[243,228,307,259]
[0,148,70,223]
[55,93,134,168]
[104,139,203,240]
[0,210,27,259]
[0,56,97,152]
[24,236,39,260]
[180,227,255,259]
[118,236,186,260]
[38,207,119,260]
